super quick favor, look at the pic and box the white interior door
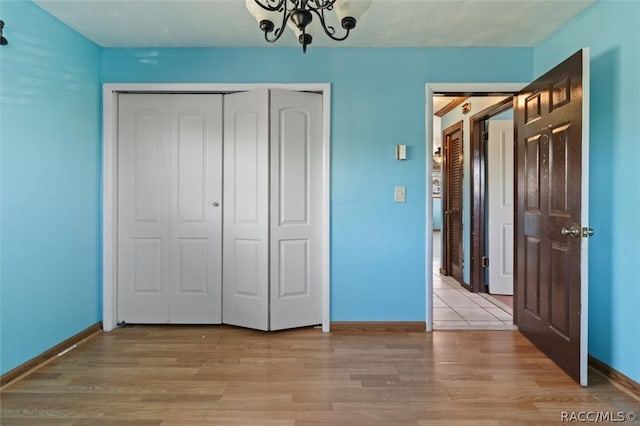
[269,89,323,330]
[487,119,514,295]
[222,90,270,330]
[117,94,223,323]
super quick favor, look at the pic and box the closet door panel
[269,90,323,331]
[117,94,172,323]
[169,94,223,323]
[222,90,270,331]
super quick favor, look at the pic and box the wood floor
[1,326,638,425]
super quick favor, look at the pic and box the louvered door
[443,121,464,284]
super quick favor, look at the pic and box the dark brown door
[515,50,589,385]
[443,121,464,284]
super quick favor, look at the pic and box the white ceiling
[33,0,596,48]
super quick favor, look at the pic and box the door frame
[102,83,332,332]
[425,83,527,331]
[469,97,514,294]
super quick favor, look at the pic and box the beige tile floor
[433,231,515,330]
[433,272,516,330]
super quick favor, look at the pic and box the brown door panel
[515,50,584,384]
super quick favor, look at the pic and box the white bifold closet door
[117,94,223,324]
[117,90,322,330]
[223,89,323,331]
[487,119,514,295]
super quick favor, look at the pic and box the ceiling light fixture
[0,20,7,46]
[434,147,442,164]
[246,0,371,53]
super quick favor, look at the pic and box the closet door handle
[212,202,220,207]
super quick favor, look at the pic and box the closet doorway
[103,84,331,333]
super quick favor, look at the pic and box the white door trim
[103,83,332,332]
[424,83,527,332]
[579,49,590,386]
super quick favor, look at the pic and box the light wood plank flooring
[1,326,638,425]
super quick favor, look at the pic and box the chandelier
[246,0,372,53]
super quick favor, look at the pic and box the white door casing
[579,50,591,387]
[487,119,514,295]
[103,83,331,332]
[117,94,223,324]
[269,89,323,330]
[425,83,527,332]
[222,90,270,331]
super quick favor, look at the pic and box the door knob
[212,202,220,207]
[561,226,581,238]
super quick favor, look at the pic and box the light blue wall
[101,47,532,321]
[489,108,513,121]
[0,0,101,374]
[534,0,640,382]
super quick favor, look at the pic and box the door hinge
[582,227,595,238]
[482,256,489,267]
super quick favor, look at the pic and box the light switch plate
[396,144,407,160]
[394,186,406,203]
